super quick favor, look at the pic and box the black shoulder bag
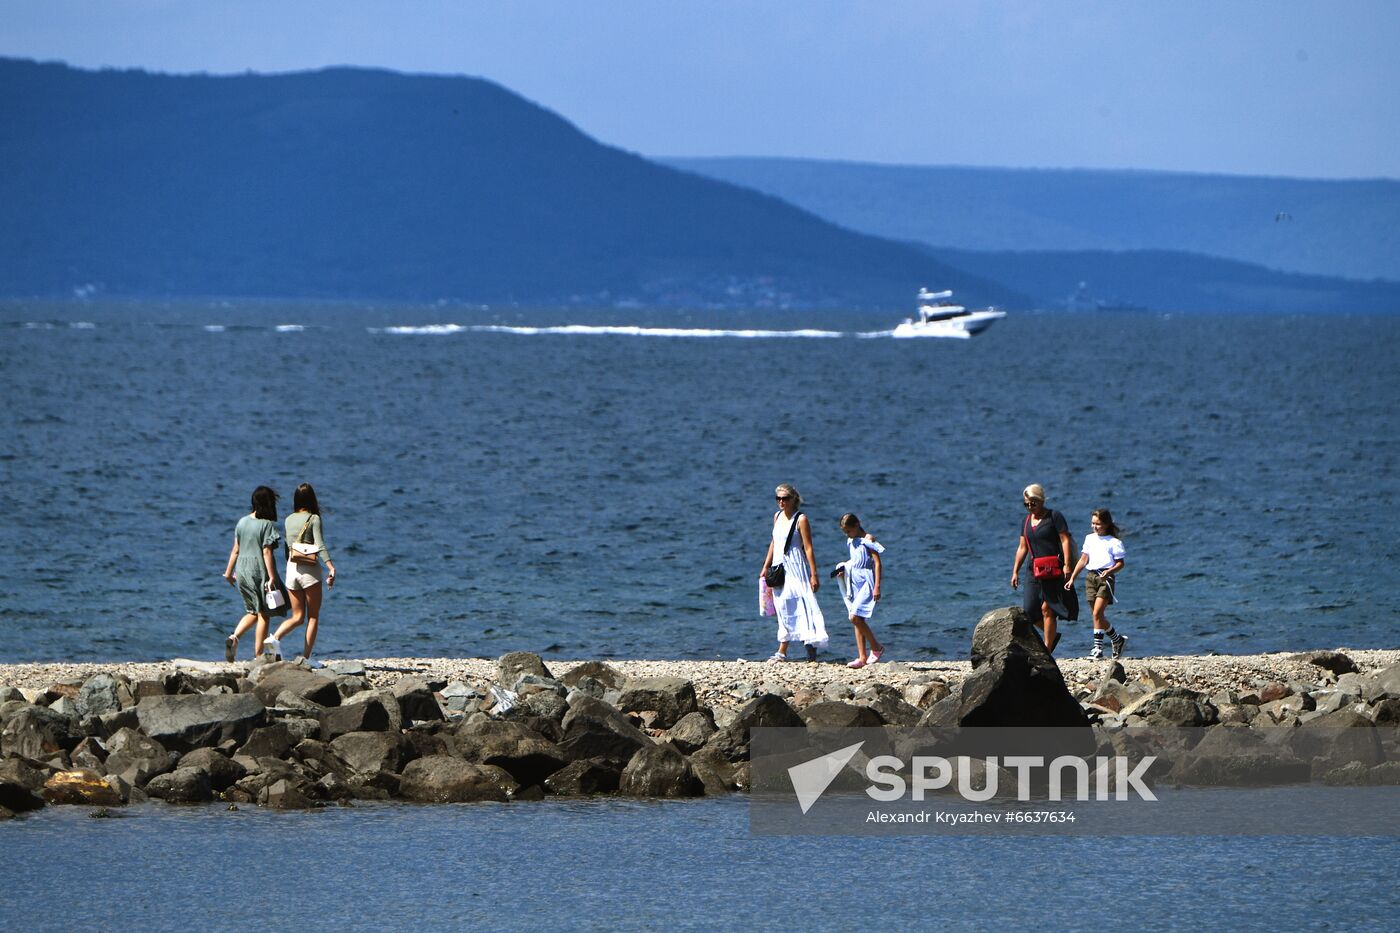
[764,512,803,589]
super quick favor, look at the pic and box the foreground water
[1,304,1398,663]
[3,796,1397,931]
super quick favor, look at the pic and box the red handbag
[1024,516,1064,580]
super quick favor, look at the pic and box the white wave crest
[203,324,226,332]
[69,322,97,329]
[376,324,469,335]
[275,324,306,332]
[468,324,844,339]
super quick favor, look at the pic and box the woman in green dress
[221,485,287,661]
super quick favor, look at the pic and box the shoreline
[5,648,1398,711]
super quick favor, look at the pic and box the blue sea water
[1,303,1398,663]
[3,797,1398,932]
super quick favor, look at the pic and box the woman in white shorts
[267,483,337,664]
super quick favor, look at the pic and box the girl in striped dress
[833,513,885,668]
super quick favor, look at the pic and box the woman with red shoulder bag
[1010,483,1079,654]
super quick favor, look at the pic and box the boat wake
[375,324,968,339]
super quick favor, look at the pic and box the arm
[1064,553,1089,589]
[262,545,278,584]
[798,515,819,592]
[1011,535,1026,589]
[871,549,882,601]
[223,534,239,584]
[760,538,775,578]
[314,516,337,587]
[1058,531,1073,577]
[1102,558,1125,579]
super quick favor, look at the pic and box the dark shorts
[1085,571,1117,606]
[1024,572,1079,622]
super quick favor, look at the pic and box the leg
[301,582,323,657]
[253,613,269,656]
[856,618,882,655]
[274,587,308,641]
[1092,596,1109,632]
[231,612,257,640]
[1041,601,1057,649]
[850,615,868,661]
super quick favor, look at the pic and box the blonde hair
[775,483,802,508]
[1022,483,1046,503]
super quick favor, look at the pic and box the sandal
[224,635,238,663]
[867,646,884,664]
[765,652,787,663]
[847,658,866,669]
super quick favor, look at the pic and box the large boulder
[258,777,318,810]
[399,756,511,803]
[662,712,717,755]
[1121,687,1219,727]
[392,678,444,725]
[251,665,341,708]
[237,723,299,759]
[958,607,1093,729]
[146,767,215,803]
[1362,664,1400,702]
[704,694,805,762]
[76,674,124,719]
[557,696,655,769]
[619,744,705,798]
[135,694,267,752]
[329,731,412,776]
[42,769,124,806]
[454,720,568,786]
[0,776,45,813]
[1290,650,1359,676]
[0,705,84,760]
[179,748,247,792]
[320,697,394,741]
[498,652,553,685]
[560,661,627,691]
[102,727,174,786]
[543,758,622,796]
[616,678,698,729]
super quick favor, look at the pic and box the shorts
[285,558,323,592]
[1085,571,1117,605]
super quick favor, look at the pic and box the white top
[1081,533,1125,571]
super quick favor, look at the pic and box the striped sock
[1104,627,1118,639]
[1093,630,1106,645]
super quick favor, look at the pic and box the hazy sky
[5,1,1398,178]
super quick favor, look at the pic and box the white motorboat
[892,288,1006,338]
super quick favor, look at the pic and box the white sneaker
[765,652,787,663]
[262,637,281,661]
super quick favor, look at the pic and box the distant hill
[0,58,1020,310]
[665,156,1400,282]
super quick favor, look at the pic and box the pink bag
[758,576,777,616]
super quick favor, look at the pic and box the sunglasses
[776,495,793,502]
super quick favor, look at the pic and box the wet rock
[543,758,622,795]
[251,665,341,708]
[259,777,317,810]
[800,701,884,729]
[454,720,568,786]
[957,607,1092,730]
[662,711,717,754]
[135,693,267,752]
[617,677,699,729]
[498,652,553,685]
[102,727,174,786]
[0,777,45,813]
[42,769,124,806]
[329,731,412,776]
[560,661,626,691]
[704,694,804,763]
[146,766,215,803]
[179,748,247,791]
[619,743,704,798]
[320,696,393,740]
[399,755,511,803]
[0,705,84,759]
[557,696,656,769]
[392,678,445,725]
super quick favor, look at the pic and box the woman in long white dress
[759,483,828,662]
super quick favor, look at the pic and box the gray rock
[854,688,922,726]
[328,731,412,775]
[800,701,885,729]
[543,758,621,795]
[821,682,855,702]
[333,675,374,699]
[560,661,626,691]
[399,756,511,802]
[135,694,267,753]
[957,607,1093,730]
[1369,697,1400,725]
[101,727,174,786]
[146,766,214,803]
[1121,687,1218,727]
[251,665,341,708]
[392,678,444,725]
[320,696,394,740]
[76,674,124,719]
[345,689,403,730]
[454,720,569,786]
[237,723,297,759]
[271,691,328,716]
[258,777,317,809]
[1292,709,1384,776]
[619,743,705,797]
[0,777,45,813]
[178,747,246,792]
[617,677,699,729]
[0,686,23,704]
[48,697,80,719]
[281,717,321,745]
[566,676,607,703]
[1362,663,1400,702]
[1290,650,1359,675]
[557,696,655,769]
[70,736,107,772]
[0,758,52,793]
[498,652,553,686]
[1259,694,1315,722]
[511,673,566,697]
[662,711,716,755]
[1316,689,1364,715]
[322,660,367,677]
[521,691,569,723]
[687,744,742,795]
[704,694,805,762]
[903,682,949,709]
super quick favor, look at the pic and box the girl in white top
[759,483,828,662]
[1065,508,1127,659]
[833,513,885,668]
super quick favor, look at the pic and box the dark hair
[839,512,861,529]
[293,483,321,515]
[250,486,279,522]
[1091,508,1121,537]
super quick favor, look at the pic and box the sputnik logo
[787,741,865,814]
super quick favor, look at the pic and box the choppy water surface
[1,304,1397,662]
[3,798,1398,932]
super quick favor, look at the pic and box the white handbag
[264,583,287,610]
